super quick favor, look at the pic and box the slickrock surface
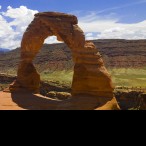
[0,92,24,110]
[0,91,120,110]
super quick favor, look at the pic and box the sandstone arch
[9,12,119,109]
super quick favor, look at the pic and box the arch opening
[44,36,62,44]
[34,35,74,96]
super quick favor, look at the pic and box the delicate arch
[10,12,114,99]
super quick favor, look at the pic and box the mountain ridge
[0,39,146,74]
[0,48,10,53]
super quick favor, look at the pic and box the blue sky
[1,0,146,23]
[0,0,146,49]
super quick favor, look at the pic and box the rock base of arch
[0,91,120,110]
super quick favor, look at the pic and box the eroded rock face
[9,12,119,109]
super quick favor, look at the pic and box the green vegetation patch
[41,70,73,87]
[1,68,146,88]
[41,68,146,88]
[109,68,146,87]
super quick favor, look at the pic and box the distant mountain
[0,39,146,74]
[0,48,10,53]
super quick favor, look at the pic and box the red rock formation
[7,12,119,110]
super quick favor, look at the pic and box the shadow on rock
[11,91,61,110]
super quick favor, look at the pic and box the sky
[0,0,146,49]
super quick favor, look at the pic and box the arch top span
[35,12,78,24]
[9,12,119,109]
[21,12,85,62]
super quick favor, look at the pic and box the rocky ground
[115,90,146,110]
[1,73,146,110]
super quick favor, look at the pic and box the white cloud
[97,22,146,39]
[85,33,97,40]
[0,6,61,50]
[0,13,18,49]
[0,6,2,9]
[0,6,38,49]
[0,6,146,50]
[44,36,61,44]
[95,0,146,15]
[86,33,93,37]
[78,12,146,40]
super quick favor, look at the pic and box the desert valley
[1,39,146,110]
